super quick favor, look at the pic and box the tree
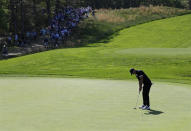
[20,0,25,37]
[46,0,51,24]
[0,8,8,33]
[32,0,38,29]
[9,0,17,35]
[55,0,60,13]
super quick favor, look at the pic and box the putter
[133,93,140,109]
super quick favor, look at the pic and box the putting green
[0,77,191,131]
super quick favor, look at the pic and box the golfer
[130,68,152,110]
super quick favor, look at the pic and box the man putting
[130,68,152,110]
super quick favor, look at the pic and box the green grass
[74,6,191,45]
[0,14,191,84]
[108,13,191,48]
[1,9,191,131]
[0,77,191,131]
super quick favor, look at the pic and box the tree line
[0,0,191,35]
[1,0,79,35]
[85,0,185,9]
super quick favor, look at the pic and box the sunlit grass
[76,6,191,45]
[0,14,191,84]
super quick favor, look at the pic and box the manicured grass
[108,13,191,48]
[0,14,191,84]
[74,6,190,45]
[1,9,191,131]
[0,77,191,131]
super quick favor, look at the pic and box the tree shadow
[144,109,164,115]
[74,19,122,46]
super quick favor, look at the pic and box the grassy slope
[0,14,191,84]
[108,14,191,48]
[0,78,191,131]
[74,6,191,45]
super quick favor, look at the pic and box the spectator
[39,6,92,48]
[32,31,37,40]
[2,42,8,57]
[15,34,19,46]
[43,37,49,48]
[7,36,12,45]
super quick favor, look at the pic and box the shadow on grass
[73,19,122,46]
[144,109,164,115]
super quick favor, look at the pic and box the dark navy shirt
[135,70,152,85]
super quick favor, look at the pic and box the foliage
[0,8,8,33]
[0,0,189,34]
[73,6,191,45]
[84,0,186,9]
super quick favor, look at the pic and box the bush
[148,0,184,8]
[86,0,185,9]
[0,8,8,33]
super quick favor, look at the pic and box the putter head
[133,107,137,109]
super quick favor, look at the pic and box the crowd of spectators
[40,6,92,48]
[4,6,93,49]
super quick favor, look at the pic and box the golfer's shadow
[144,109,164,115]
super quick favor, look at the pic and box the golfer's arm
[139,76,143,93]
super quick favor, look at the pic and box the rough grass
[93,9,126,23]
[94,6,188,23]
[74,6,191,45]
[0,14,191,84]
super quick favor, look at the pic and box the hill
[74,6,191,45]
[0,14,191,84]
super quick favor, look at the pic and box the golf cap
[129,68,135,75]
